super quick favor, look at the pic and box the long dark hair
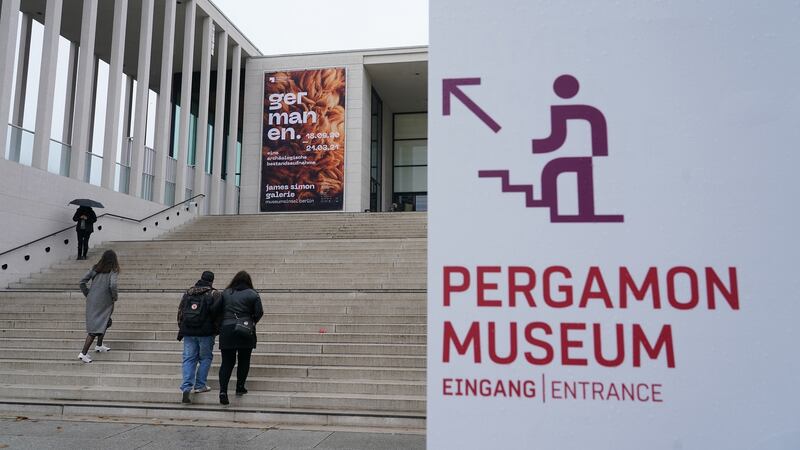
[93,250,120,273]
[226,271,253,291]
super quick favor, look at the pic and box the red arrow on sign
[442,78,502,133]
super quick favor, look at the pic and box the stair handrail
[0,194,206,257]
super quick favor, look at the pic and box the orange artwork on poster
[261,68,346,212]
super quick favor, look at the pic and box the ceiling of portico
[18,0,259,94]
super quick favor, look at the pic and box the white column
[224,44,241,214]
[174,0,196,202]
[69,0,97,181]
[129,0,154,199]
[0,0,21,160]
[61,42,78,144]
[31,0,64,170]
[12,14,31,127]
[100,0,128,189]
[210,30,227,214]
[152,0,176,204]
[193,16,212,211]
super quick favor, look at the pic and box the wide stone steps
[0,329,426,344]
[160,213,427,241]
[10,235,426,291]
[0,338,425,356]
[0,385,425,413]
[0,303,426,313]
[0,313,426,326]
[0,291,426,305]
[0,320,426,334]
[0,348,425,368]
[0,360,425,381]
[0,370,425,396]
[0,212,428,429]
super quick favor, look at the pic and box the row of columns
[0,0,243,215]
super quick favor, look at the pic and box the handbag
[233,314,254,339]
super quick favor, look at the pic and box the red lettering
[488,322,517,364]
[551,381,563,399]
[508,266,536,307]
[477,266,502,307]
[607,383,620,400]
[633,324,675,368]
[443,266,470,306]
[465,379,478,396]
[565,381,576,399]
[706,267,739,310]
[619,267,661,309]
[622,383,634,400]
[579,266,613,308]
[593,323,625,367]
[524,322,554,365]
[636,383,650,401]
[592,382,605,400]
[560,323,588,366]
[523,380,536,398]
[443,378,453,395]
[494,379,507,397]
[652,383,663,402]
[544,266,573,308]
[508,379,521,397]
[443,321,482,363]
[667,266,699,310]
[480,379,491,396]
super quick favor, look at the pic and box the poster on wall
[429,1,800,449]
[261,68,346,212]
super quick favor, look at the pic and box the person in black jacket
[177,271,222,404]
[218,271,263,405]
[73,206,97,260]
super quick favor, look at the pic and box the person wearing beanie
[177,271,222,404]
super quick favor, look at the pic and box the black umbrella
[69,199,105,208]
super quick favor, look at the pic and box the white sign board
[428,1,800,449]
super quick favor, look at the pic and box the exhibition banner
[428,1,800,449]
[261,68,346,212]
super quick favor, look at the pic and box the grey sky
[212,0,429,55]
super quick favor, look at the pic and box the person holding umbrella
[70,199,102,260]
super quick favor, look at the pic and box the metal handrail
[6,123,71,149]
[0,194,206,257]
[7,123,34,134]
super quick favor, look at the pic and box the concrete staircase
[0,212,427,430]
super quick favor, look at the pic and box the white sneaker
[94,345,111,352]
[78,353,93,363]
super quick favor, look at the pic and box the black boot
[235,385,248,396]
[219,392,229,405]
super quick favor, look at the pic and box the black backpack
[181,293,208,328]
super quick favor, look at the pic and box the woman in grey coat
[77,250,120,363]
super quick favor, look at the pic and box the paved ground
[0,417,426,449]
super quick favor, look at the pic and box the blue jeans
[181,336,215,392]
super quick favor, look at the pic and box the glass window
[394,113,427,140]
[394,140,427,165]
[393,166,427,192]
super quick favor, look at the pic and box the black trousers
[218,348,252,393]
[77,231,91,258]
